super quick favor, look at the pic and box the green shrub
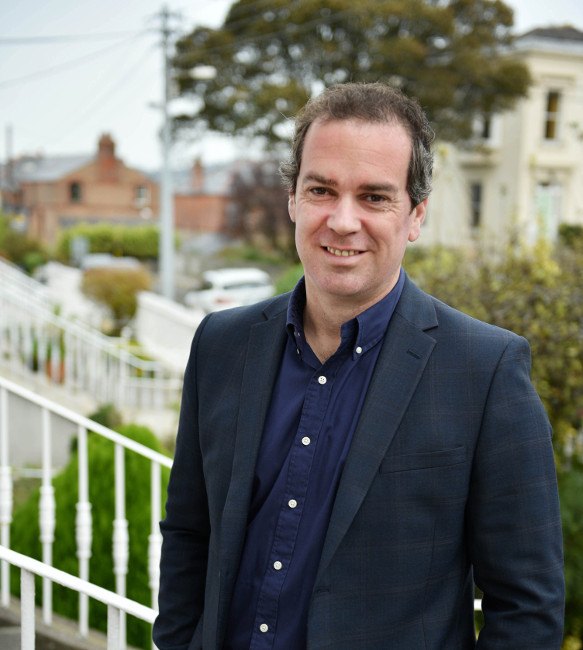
[81,266,152,335]
[0,213,47,273]
[10,423,171,649]
[560,462,583,642]
[56,223,160,262]
[275,262,303,294]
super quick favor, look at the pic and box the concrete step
[0,625,21,650]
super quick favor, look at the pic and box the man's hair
[280,82,434,207]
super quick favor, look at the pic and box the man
[154,83,564,649]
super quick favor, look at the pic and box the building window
[69,181,82,203]
[544,91,561,140]
[480,115,492,140]
[533,182,562,242]
[470,182,482,229]
[135,184,150,206]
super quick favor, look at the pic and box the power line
[0,30,143,45]
[0,31,151,91]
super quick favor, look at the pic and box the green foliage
[0,213,47,273]
[10,423,171,649]
[559,224,583,251]
[275,262,303,294]
[405,241,583,463]
[56,223,160,262]
[172,0,529,144]
[559,462,583,642]
[81,266,152,335]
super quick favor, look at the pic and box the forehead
[299,118,412,187]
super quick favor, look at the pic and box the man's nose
[326,197,361,235]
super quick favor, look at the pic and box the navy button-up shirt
[225,271,405,649]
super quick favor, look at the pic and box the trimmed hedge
[56,223,160,262]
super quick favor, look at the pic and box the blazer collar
[316,276,438,582]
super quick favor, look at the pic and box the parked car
[184,267,275,313]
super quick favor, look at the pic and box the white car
[184,267,275,313]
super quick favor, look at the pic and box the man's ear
[288,194,296,223]
[408,198,427,243]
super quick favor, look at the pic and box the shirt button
[301,436,311,446]
[355,346,363,354]
[318,375,327,385]
[288,499,298,508]
[259,623,269,633]
[273,561,283,570]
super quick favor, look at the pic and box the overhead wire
[0,30,143,45]
[0,30,151,91]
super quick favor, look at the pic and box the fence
[0,545,156,650]
[0,374,173,646]
[0,258,183,411]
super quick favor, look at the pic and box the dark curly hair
[279,82,434,207]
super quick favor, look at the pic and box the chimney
[192,158,204,193]
[97,133,118,181]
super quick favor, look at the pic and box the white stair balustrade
[0,374,173,644]
[40,409,56,626]
[75,424,92,638]
[0,384,12,607]
[0,545,157,650]
[0,259,183,411]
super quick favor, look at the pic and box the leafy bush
[10,423,170,649]
[0,213,47,273]
[404,241,583,463]
[560,462,583,643]
[81,266,152,335]
[56,223,160,262]
[275,262,303,294]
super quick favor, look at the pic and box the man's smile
[325,246,363,257]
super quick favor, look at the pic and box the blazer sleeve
[467,335,565,648]
[153,315,212,650]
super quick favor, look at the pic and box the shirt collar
[286,269,405,360]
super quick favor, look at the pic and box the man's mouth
[325,246,362,257]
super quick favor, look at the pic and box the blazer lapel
[316,280,438,581]
[217,301,288,637]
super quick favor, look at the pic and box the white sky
[0,0,582,172]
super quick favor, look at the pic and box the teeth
[326,247,359,257]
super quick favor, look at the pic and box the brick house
[1,134,159,245]
[171,158,233,234]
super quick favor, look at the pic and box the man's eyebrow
[301,175,399,194]
[302,173,337,186]
[359,183,399,194]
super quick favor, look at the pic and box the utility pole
[159,5,177,300]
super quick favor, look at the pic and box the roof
[153,161,235,196]
[520,26,583,43]
[1,154,92,188]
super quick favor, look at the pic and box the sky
[1,0,582,173]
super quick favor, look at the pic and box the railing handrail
[0,281,169,374]
[0,544,156,623]
[0,374,173,468]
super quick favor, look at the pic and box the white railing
[0,260,183,410]
[0,545,156,650]
[0,374,173,645]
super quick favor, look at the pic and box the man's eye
[365,194,386,203]
[310,187,328,196]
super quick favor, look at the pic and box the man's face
[289,118,427,313]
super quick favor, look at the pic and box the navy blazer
[154,276,564,649]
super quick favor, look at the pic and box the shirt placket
[249,367,334,648]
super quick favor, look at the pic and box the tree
[228,159,296,259]
[172,0,530,145]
